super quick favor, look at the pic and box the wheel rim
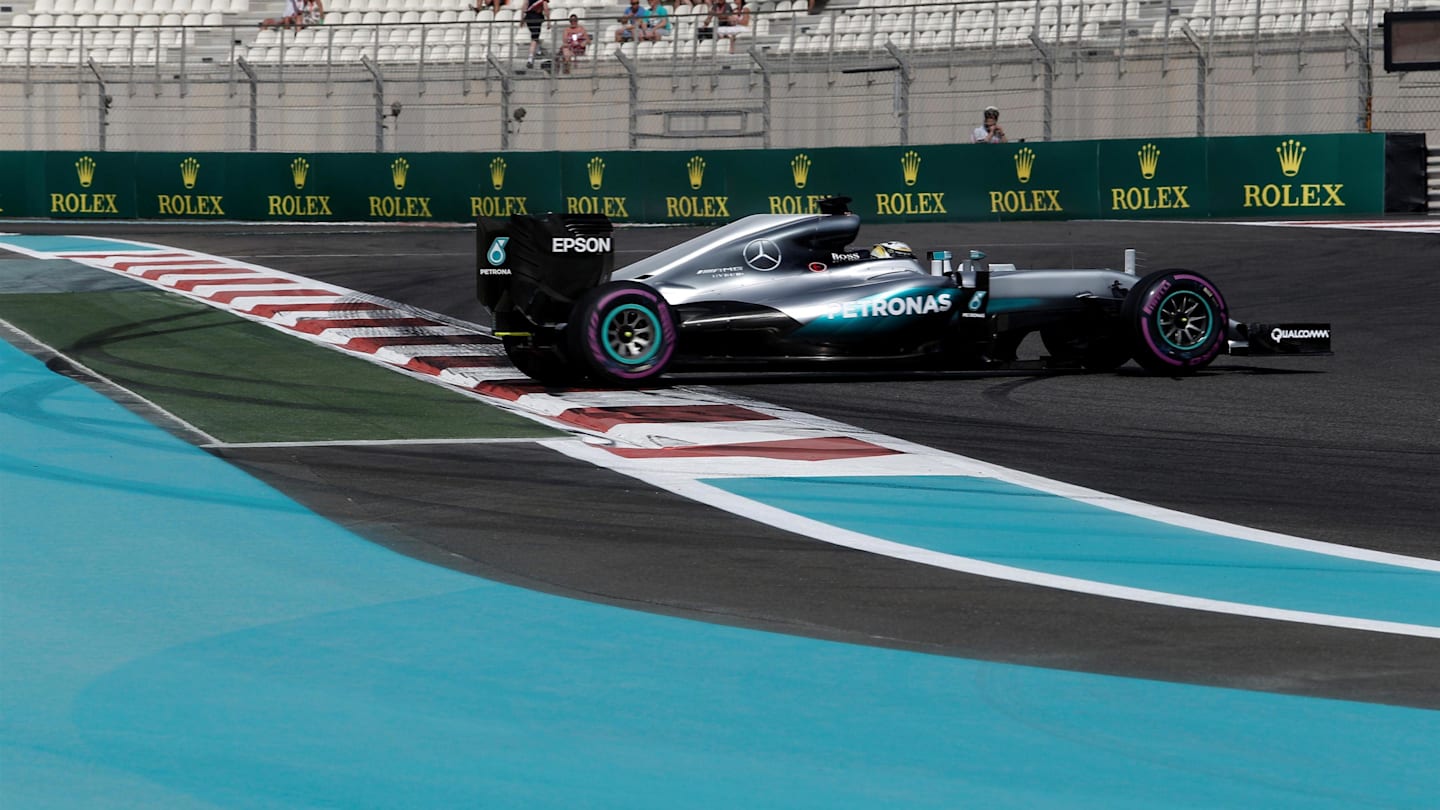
[601,303,661,365]
[1155,290,1214,351]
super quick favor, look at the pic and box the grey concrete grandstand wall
[0,12,1436,152]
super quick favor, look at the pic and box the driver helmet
[870,240,915,259]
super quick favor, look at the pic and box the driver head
[870,241,915,260]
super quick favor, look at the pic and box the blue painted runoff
[0,234,161,254]
[3,338,1438,809]
[707,476,1440,629]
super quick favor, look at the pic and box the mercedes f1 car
[476,198,1331,386]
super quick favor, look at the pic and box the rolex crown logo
[76,155,96,188]
[791,153,812,189]
[1014,147,1036,184]
[489,156,507,191]
[391,157,410,191]
[900,150,921,187]
[687,155,706,190]
[180,157,200,190]
[291,157,309,190]
[587,156,605,190]
[1137,143,1160,180]
[1276,138,1306,177]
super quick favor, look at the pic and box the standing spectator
[615,0,648,42]
[560,13,590,73]
[716,0,749,52]
[521,0,548,67]
[971,105,1007,143]
[642,0,670,40]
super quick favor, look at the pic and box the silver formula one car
[477,198,1331,386]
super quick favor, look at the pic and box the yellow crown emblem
[1276,139,1306,177]
[1137,143,1160,180]
[291,157,309,190]
[180,157,200,189]
[489,156,507,191]
[391,157,410,191]
[587,156,605,190]
[791,153,811,189]
[687,155,706,190]
[900,150,921,186]
[1014,147,1036,184]
[76,156,96,188]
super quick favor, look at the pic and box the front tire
[1122,269,1228,374]
[567,282,676,386]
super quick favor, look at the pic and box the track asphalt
[2,219,1438,807]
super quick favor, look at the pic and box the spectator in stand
[642,0,671,40]
[971,105,1007,143]
[703,0,731,41]
[560,13,591,73]
[300,0,324,28]
[471,0,504,12]
[615,0,648,42]
[521,0,548,67]
[259,0,302,30]
[716,0,749,52]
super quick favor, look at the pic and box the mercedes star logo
[743,239,782,271]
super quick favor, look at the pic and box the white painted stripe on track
[556,457,1440,641]
[1227,220,1440,234]
[204,437,573,449]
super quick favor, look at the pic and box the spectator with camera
[971,106,1007,144]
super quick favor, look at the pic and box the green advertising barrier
[1207,134,1383,217]
[43,152,137,218]
[1098,138,1211,219]
[0,134,1392,225]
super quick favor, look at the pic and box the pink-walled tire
[1123,269,1228,374]
[567,282,676,386]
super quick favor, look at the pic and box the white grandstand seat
[33,13,57,25]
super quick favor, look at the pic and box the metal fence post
[87,59,110,151]
[361,55,386,153]
[237,58,259,151]
[1028,33,1055,142]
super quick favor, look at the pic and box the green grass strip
[0,289,563,443]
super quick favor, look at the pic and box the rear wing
[477,213,614,328]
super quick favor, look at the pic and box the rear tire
[1122,269,1228,375]
[567,282,676,386]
